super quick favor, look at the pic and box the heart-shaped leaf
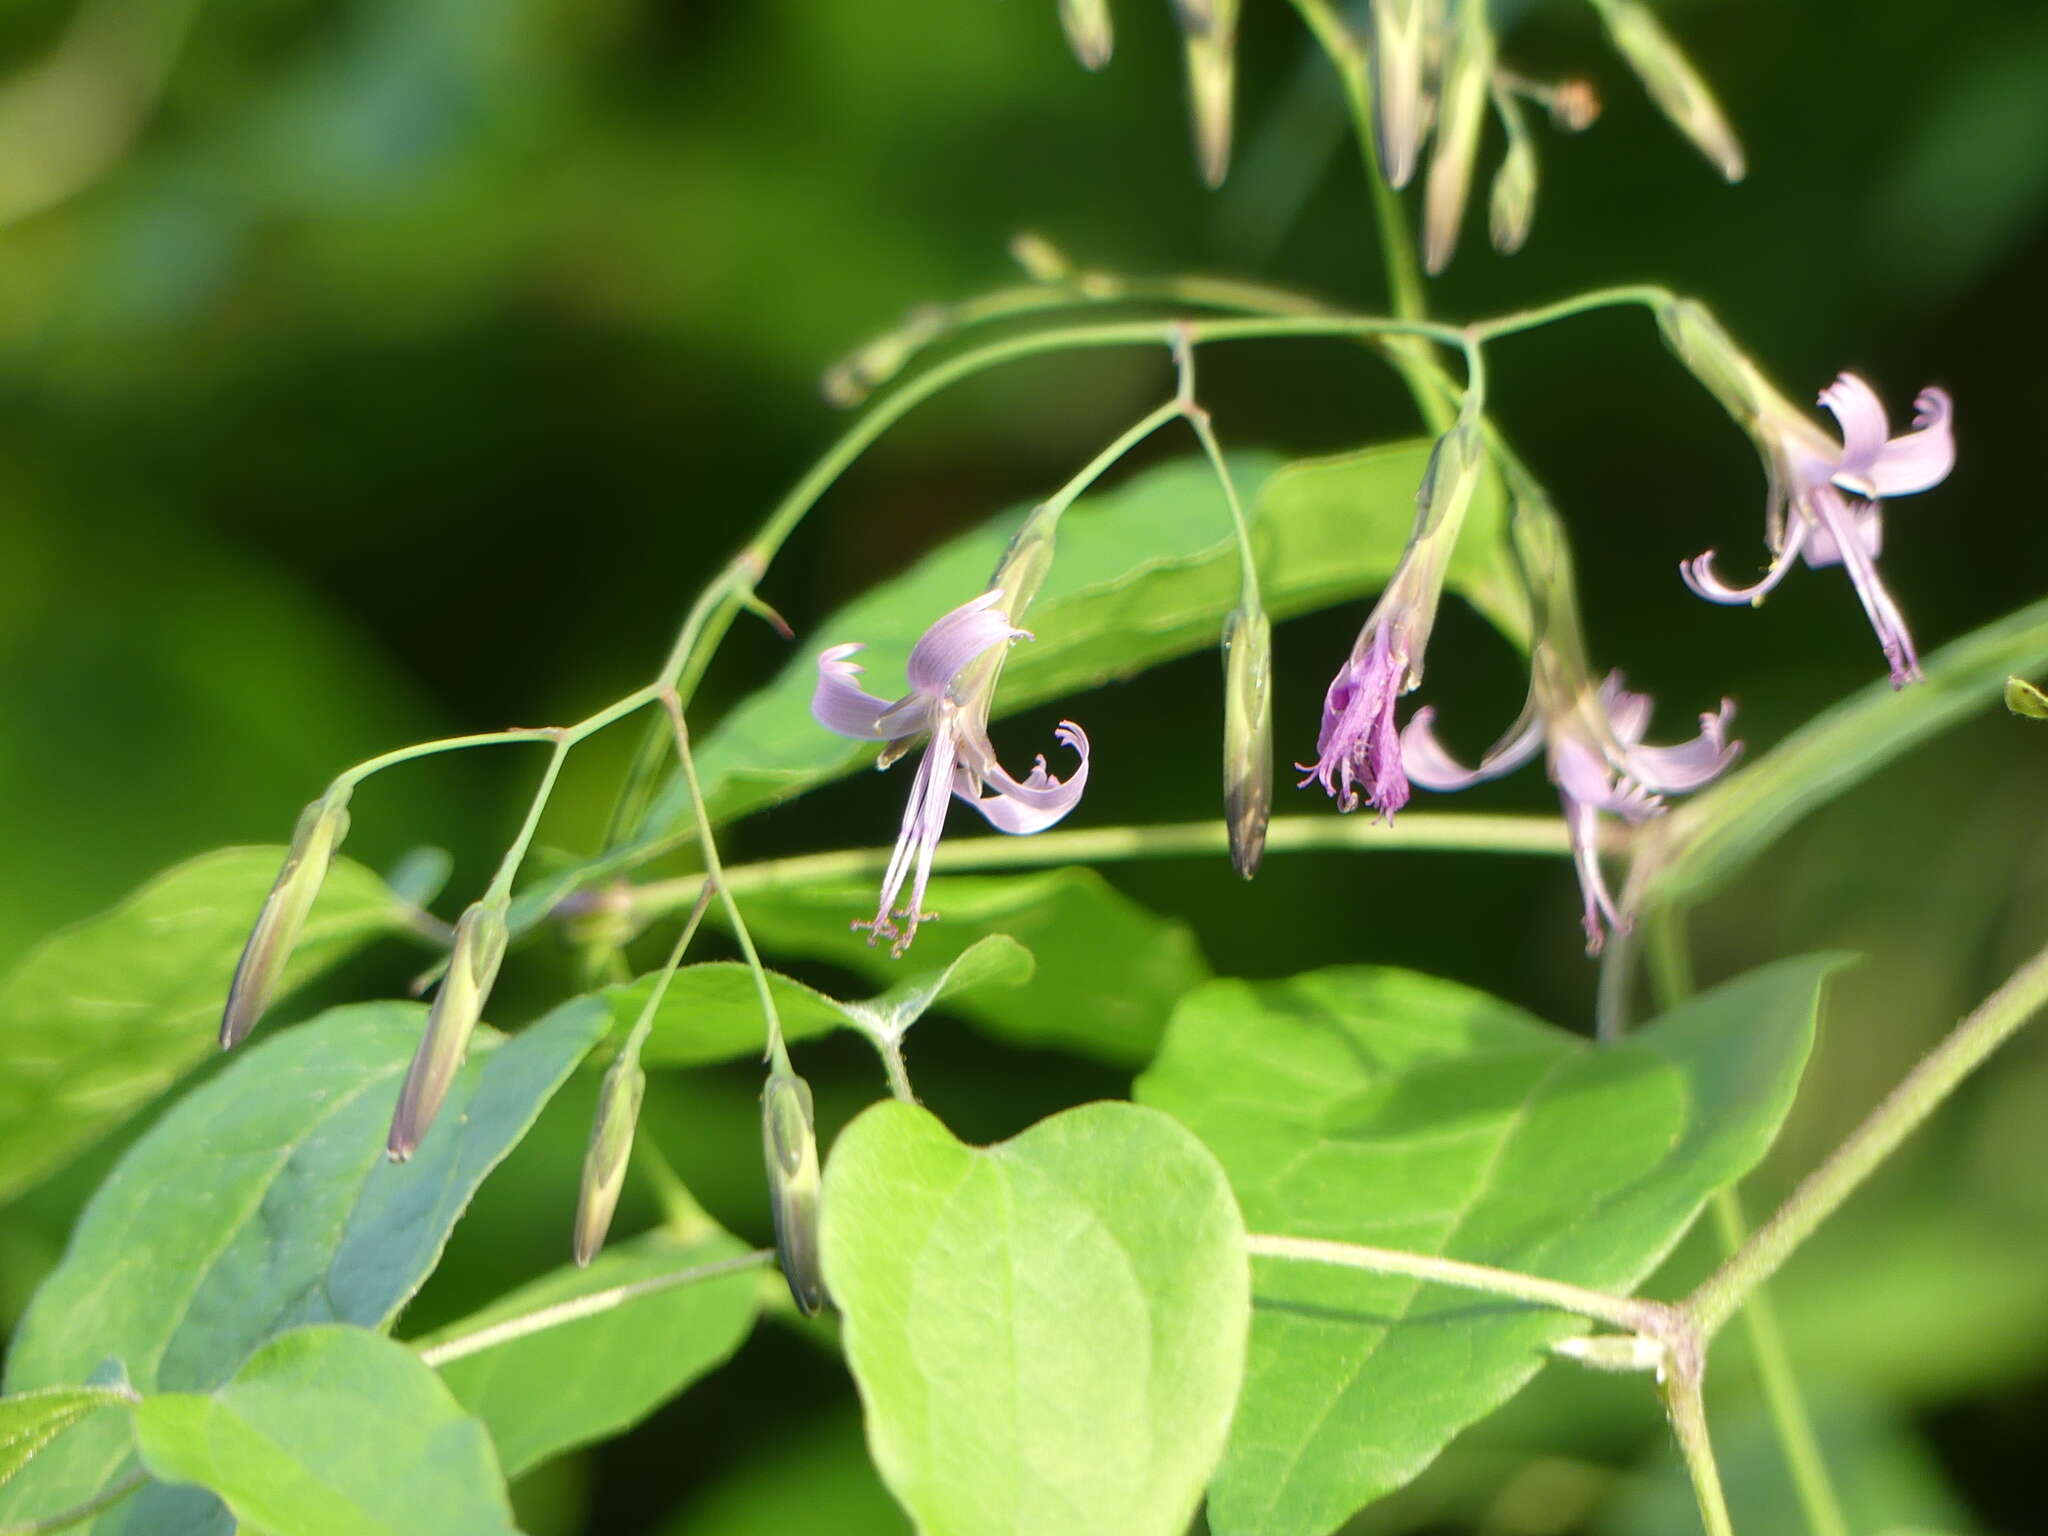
[1134,958,1836,1536]
[132,1325,517,1536]
[821,1100,1249,1536]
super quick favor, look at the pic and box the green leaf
[820,1100,1249,1536]
[1133,957,1836,1536]
[131,1326,518,1536]
[422,1228,761,1477]
[0,848,407,1209]
[599,932,1034,1066]
[1645,595,2048,910]
[732,869,1206,1065]
[0,997,606,1533]
[0,1388,133,1489]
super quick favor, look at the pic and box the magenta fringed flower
[1301,621,1414,820]
[1684,372,1954,688]
[1402,672,1739,952]
[811,591,1090,954]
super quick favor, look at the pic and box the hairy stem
[1687,938,2048,1336]
[1245,1233,1658,1334]
[415,1250,775,1369]
[1662,1374,1736,1536]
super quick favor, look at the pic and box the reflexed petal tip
[811,644,901,741]
[905,591,1026,698]
[966,721,1091,834]
[1624,697,1741,794]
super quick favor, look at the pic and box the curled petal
[1400,703,1542,793]
[1624,698,1741,794]
[905,591,1026,698]
[1818,373,1889,479]
[1680,519,1811,605]
[965,722,1090,834]
[1597,672,1653,746]
[1867,386,1954,497]
[811,645,905,740]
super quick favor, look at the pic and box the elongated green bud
[387,900,508,1162]
[1595,0,1744,182]
[1422,0,1495,274]
[1489,121,1538,255]
[761,1071,825,1315]
[1059,0,1113,71]
[1221,606,1273,879]
[1181,0,1237,188]
[220,789,352,1051]
[1007,231,1072,283]
[1654,297,1774,432]
[820,305,947,409]
[573,1053,646,1267]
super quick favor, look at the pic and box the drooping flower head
[1402,496,1740,952]
[812,591,1089,954]
[1660,303,1954,688]
[1301,422,1483,821]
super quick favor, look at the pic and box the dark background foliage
[2,1,2045,1529]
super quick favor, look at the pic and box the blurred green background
[3,0,2046,1530]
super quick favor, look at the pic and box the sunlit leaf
[0,1386,133,1489]
[0,997,606,1533]
[821,1100,1249,1536]
[1134,957,1837,1536]
[423,1228,761,1477]
[132,1326,518,1536]
[0,848,408,1208]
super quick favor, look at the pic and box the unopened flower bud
[1489,129,1538,255]
[2006,677,2048,720]
[761,1071,825,1315]
[1422,0,1494,274]
[1007,231,1072,283]
[1655,298,1779,443]
[573,1053,646,1267]
[988,504,1059,622]
[1221,606,1273,879]
[387,899,509,1162]
[1551,1331,1668,1376]
[820,305,947,409]
[1181,0,1237,188]
[1548,79,1601,133]
[1596,0,1745,182]
[1058,0,1113,71]
[1371,0,1431,190]
[1415,422,1484,543]
[220,789,353,1051]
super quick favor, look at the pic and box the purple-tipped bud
[1221,606,1273,878]
[761,1071,825,1315]
[573,1053,646,1267]
[1595,0,1745,182]
[1181,0,1238,187]
[220,789,353,1051]
[1422,0,1495,274]
[1058,0,1113,71]
[387,900,508,1162]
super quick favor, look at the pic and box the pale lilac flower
[1683,372,1954,688]
[1403,672,1739,952]
[812,591,1090,954]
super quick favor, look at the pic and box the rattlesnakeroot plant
[0,5,2034,1536]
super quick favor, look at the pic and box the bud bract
[1422,0,1495,274]
[761,1071,826,1315]
[1596,0,1745,182]
[387,899,509,1162]
[1221,606,1273,879]
[220,789,353,1051]
[573,1053,647,1267]
[1058,0,1113,71]
[1182,0,1237,187]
